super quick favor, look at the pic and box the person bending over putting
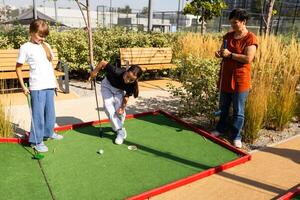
[89,61,143,145]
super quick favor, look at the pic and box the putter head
[33,153,44,160]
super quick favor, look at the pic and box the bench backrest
[119,47,172,66]
[0,49,59,71]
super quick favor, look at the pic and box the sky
[1,0,187,12]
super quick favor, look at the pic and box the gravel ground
[69,79,97,97]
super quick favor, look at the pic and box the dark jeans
[216,90,249,141]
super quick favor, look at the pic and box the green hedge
[0,26,177,73]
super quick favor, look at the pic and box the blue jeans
[29,89,55,144]
[216,90,249,141]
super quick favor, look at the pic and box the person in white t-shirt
[16,19,63,153]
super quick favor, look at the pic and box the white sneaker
[50,133,63,140]
[115,129,126,145]
[233,140,242,148]
[31,142,48,153]
[211,130,221,137]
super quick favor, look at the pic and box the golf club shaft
[93,80,102,127]
[215,40,227,116]
[90,65,103,137]
[25,84,39,146]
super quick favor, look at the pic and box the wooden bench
[0,49,69,93]
[119,47,177,71]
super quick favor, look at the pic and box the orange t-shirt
[220,31,258,93]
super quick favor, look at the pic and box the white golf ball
[98,149,104,154]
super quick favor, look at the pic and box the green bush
[0,33,12,49]
[168,56,219,121]
[48,29,89,73]
[5,25,28,49]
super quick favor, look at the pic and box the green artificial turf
[0,143,52,200]
[41,114,239,199]
[0,114,241,200]
[292,194,300,200]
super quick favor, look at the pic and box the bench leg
[63,63,69,93]
[57,62,70,94]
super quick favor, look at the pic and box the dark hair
[229,8,249,22]
[29,19,52,61]
[127,65,143,98]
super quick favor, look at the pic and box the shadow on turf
[128,109,191,132]
[75,125,212,170]
[123,140,212,170]
[75,125,116,142]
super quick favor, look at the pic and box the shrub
[0,33,12,49]
[5,25,28,49]
[168,56,219,121]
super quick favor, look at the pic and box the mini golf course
[0,111,250,200]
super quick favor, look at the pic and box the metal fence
[94,4,299,36]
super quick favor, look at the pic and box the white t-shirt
[17,42,56,90]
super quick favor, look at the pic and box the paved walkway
[2,78,300,200]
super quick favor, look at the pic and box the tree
[0,5,13,22]
[141,6,148,15]
[118,5,132,14]
[264,0,276,35]
[183,0,226,34]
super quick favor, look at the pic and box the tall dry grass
[244,35,284,142]
[267,38,300,130]
[0,81,13,138]
[176,32,221,60]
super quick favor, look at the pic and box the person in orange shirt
[212,8,258,148]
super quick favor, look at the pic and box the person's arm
[16,63,30,95]
[221,45,257,64]
[88,60,108,81]
[215,43,224,58]
[117,96,129,115]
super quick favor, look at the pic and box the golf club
[214,39,227,117]
[25,83,44,160]
[90,64,103,137]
